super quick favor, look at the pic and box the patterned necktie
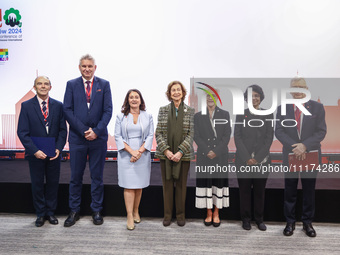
[295,106,301,135]
[86,81,91,103]
[42,101,48,127]
[42,101,47,114]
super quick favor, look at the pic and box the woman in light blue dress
[114,89,154,230]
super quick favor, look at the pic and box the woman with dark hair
[114,89,154,230]
[155,81,194,227]
[234,84,274,231]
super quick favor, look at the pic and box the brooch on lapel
[97,89,102,92]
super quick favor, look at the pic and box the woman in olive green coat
[155,81,194,227]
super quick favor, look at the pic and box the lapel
[203,107,216,137]
[48,98,54,133]
[32,96,48,135]
[163,104,170,122]
[301,101,312,136]
[139,111,148,140]
[78,77,88,106]
[287,104,300,140]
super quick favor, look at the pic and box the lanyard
[86,80,94,99]
[40,98,49,122]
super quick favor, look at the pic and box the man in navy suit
[275,77,326,237]
[63,54,112,227]
[17,76,67,227]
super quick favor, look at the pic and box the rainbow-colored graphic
[0,49,9,61]
[196,82,222,106]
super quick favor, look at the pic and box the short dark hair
[165,81,187,101]
[121,89,146,116]
[244,84,265,102]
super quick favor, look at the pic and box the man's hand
[50,149,60,161]
[207,150,217,159]
[84,127,98,141]
[296,152,306,161]
[34,150,47,160]
[292,143,307,158]
[247,158,258,165]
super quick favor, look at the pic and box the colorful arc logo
[196,82,223,106]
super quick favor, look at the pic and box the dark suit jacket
[234,108,274,166]
[194,107,231,166]
[17,96,67,157]
[63,76,113,144]
[275,100,327,165]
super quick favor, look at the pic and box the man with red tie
[63,54,112,227]
[275,77,327,237]
[17,76,67,227]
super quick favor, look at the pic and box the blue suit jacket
[63,76,113,144]
[275,100,327,165]
[17,96,67,157]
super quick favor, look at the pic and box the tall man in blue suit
[275,77,326,237]
[63,54,112,227]
[17,76,67,227]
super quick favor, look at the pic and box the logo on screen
[196,82,223,107]
[3,8,22,28]
[0,49,9,61]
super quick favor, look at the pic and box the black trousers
[284,171,317,224]
[237,177,268,223]
[28,156,61,217]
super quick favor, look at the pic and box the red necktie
[86,81,91,103]
[295,107,301,135]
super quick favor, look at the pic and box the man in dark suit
[63,54,112,227]
[275,77,326,237]
[17,76,67,227]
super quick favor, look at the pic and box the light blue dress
[115,111,154,189]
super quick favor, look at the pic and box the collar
[82,76,94,85]
[36,95,49,105]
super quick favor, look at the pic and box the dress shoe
[213,221,221,227]
[283,222,295,236]
[212,218,221,227]
[35,216,45,227]
[242,220,251,230]
[303,223,316,237]
[204,219,212,226]
[127,223,135,231]
[134,218,141,224]
[177,219,186,227]
[256,222,267,231]
[92,212,103,225]
[163,219,171,227]
[64,211,80,227]
[45,215,58,225]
